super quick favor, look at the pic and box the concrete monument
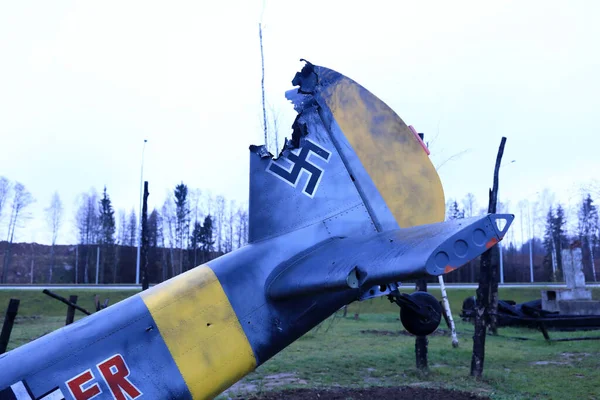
[542,243,599,315]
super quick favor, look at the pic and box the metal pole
[528,202,534,283]
[136,139,148,285]
[75,246,78,284]
[529,237,534,282]
[95,246,100,285]
[496,159,514,286]
[499,241,504,284]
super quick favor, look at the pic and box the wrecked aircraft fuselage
[0,60,513,400]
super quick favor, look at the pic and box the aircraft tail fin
[248,61,445,244]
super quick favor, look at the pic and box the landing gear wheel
[400,291,442,336]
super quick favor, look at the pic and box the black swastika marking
[267,140,331,198]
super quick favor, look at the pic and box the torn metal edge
[249,59,321,161]
[249,144,273,159]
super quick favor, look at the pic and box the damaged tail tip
[292,59,318,94]
[249,144,273,159]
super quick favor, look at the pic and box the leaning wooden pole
[438,275,459,347]
[470,136,506,378]
[0,299,19,354]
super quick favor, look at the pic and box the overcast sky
[1,1,599,245]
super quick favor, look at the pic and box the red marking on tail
[408,125,431,155]
[486,237,499,249]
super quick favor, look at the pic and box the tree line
[0,176,248,284]
[444,189,599,283]
[1,173,599,284]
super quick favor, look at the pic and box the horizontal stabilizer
[267,214,514,300]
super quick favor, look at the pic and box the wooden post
[65,295,78,326]
[471,137,506,378]
[0,299,20,354]
[415,279,428,371]
[489,245,501,335]
[141,181,150,291]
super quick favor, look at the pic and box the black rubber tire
[400,291,443,336]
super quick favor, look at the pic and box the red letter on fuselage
[66,369,102,400]
[97,354,142,400]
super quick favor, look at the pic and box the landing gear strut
[388,290,442,336]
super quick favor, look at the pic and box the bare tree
[462,193,478,218]
[117,209,127,245]
[215,195,226,252]
[0,177,11,225]
[75,189,100,283]
[259,22,268,147]
[226,199,236,252]
[236,203,249,248]
[190,188,203,232]
[45,192,63,283]
[203,191,214,217]
[162,195,176,278]
[127,209,137,247]
[268,104,281,155]
[1,182,34,283]
[534,189,555,240]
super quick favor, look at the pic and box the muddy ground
[247,386,489,399]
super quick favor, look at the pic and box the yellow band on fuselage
[141,265,256,399]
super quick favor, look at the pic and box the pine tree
[190,221,202,267]
[200,215,215,261]
[447,200,465,220]
[543,208,558,281]
[554,204,567,280]
[578,194,599,281]
[174,183,190,274]
[148,209,161,249]
[98,187,116,283]
[99,187,116,246]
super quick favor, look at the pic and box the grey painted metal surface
[0,294,192,398]
[2,283,594,291]
[267,214,512,300]
[248,105,376,243]
[0,60,521,399]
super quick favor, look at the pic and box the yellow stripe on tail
[321,77,445,227]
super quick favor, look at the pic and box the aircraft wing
[267,214,513,300]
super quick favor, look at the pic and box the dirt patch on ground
[530,352,596,366]
[247,387,489,400]
[223,373,309,397]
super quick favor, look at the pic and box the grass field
[1,287,600,399]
